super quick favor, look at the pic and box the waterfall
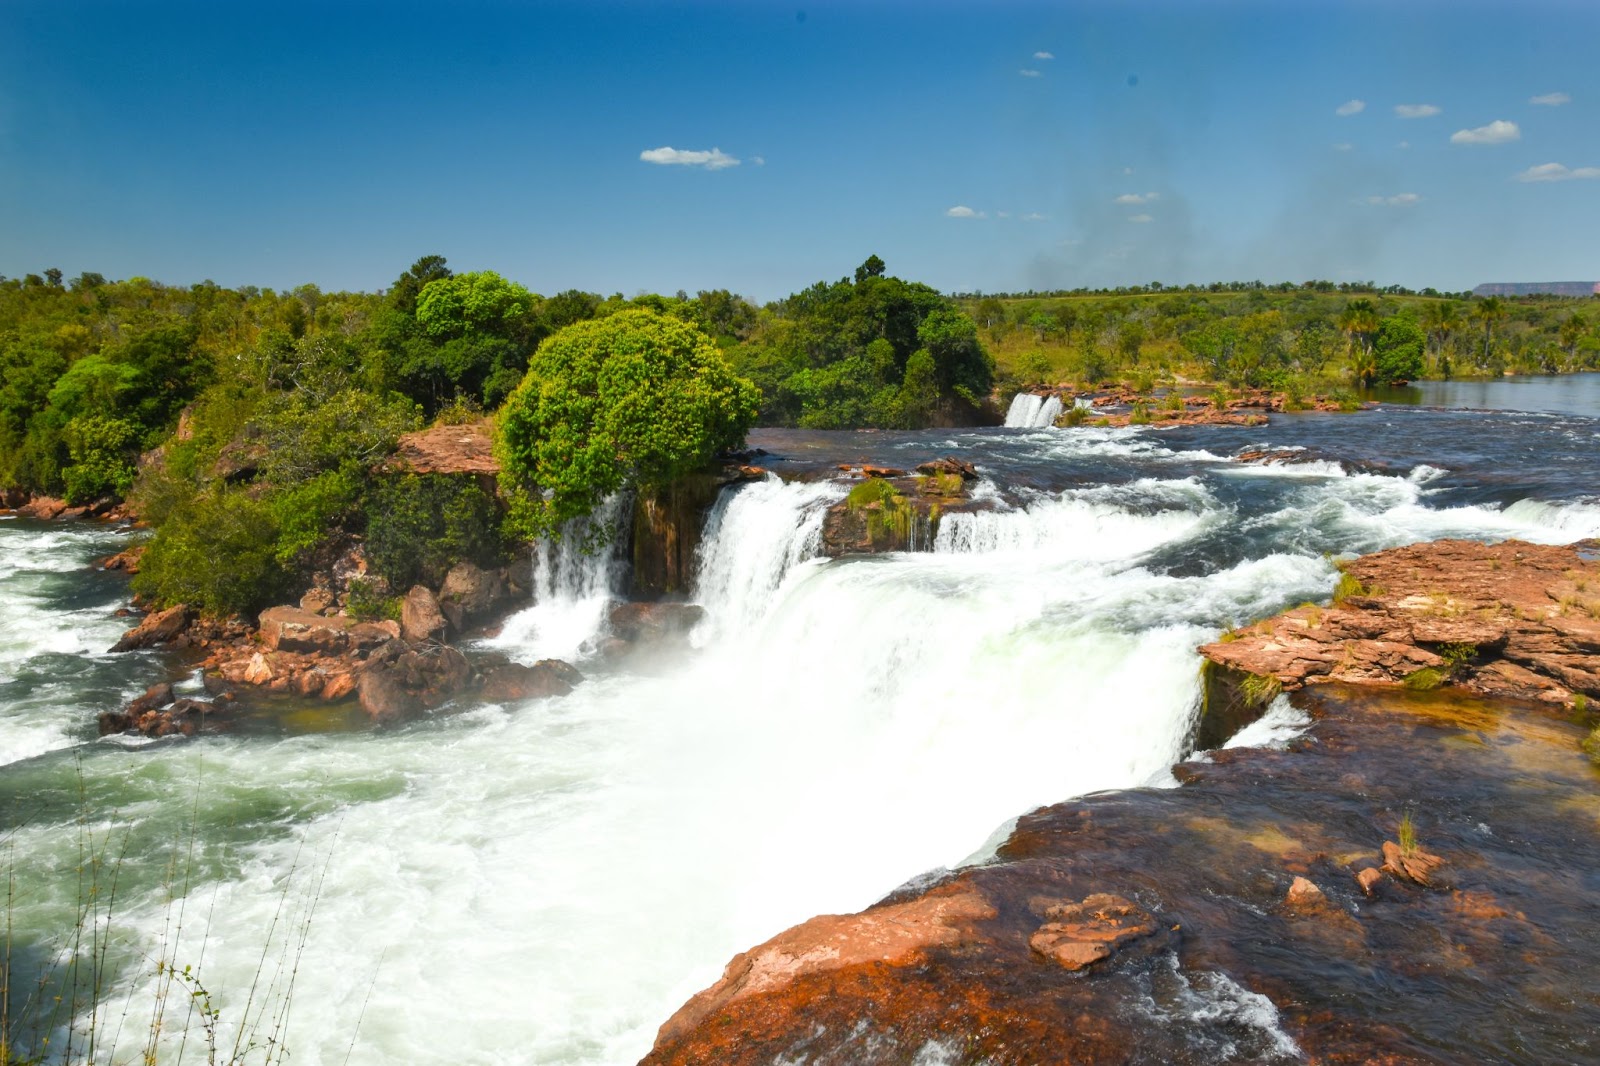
[483,493,631,663]
[1003,392,1063,429]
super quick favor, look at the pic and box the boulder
[479,659,583,702]
[1381,840,1447,887]
[609,602,706,645]
[99,546,145,573]
[358,666,422,724]
[1286,876,1327,909]
[915,456,978,480]
[259,606,351,655]
[19,496,69,520]
[437,561,510,633]
[402,585,448,644]
[299,587,336,615]
[359,645,474,724]
[110,604,192,652]
[1028,893,1163,971]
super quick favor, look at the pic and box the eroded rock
[402,585,448,644]
[110,604,192,652]
[1028,893,1162,971]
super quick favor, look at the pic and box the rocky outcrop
[357,644,472,723]
[258,606,399,655]
[437,561,512,633]
[647,683,1600,1065]
[386,420,500,477]
[608,602,705,646]
[1200,539,1600,710]
[479,659,583,702]
[98,682,227,738]
[820,463,990,557]
[401,585,448,644]
[109,603,193,652]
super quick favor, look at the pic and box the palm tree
[1471,296,1508,369]
[1559,313,1588,366]
[1338,298,1380,383]
[1420,300,1460,372]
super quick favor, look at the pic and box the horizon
[4,1,1597,302]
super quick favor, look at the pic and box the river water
[2,378,1598,1064]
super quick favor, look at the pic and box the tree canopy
[495,308,760,536]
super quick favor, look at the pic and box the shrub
[1403,667,1445,690]
[133,488,286,616]
[366,473,508,589]
[1059,402,1089,427]
[1240,672,1282,707]
[1332,572,1366,604]
[61,415,139,503]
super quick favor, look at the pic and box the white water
[1003,392,1063,429]
[7,421,1600,1064]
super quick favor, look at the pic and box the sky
[2,0,1597,301]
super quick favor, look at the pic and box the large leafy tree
[1372,316,1426,384]
[495,308,760,537]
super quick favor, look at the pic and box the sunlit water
[3,384,1599,1064]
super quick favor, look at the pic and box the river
[2,377,1597,1064]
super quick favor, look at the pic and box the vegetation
[1239,672,1283,708]
[495,308,759,538]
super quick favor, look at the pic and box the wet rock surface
[1201,538,1600,707]
[646,684,1600,1065]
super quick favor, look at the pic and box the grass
[2,764,339,1066]
[1331,572,1367,605]
[1239,672,1282,707]
[1403,667,1446,691]
[1437,642,1478,670]
[1128,401,1152,426]
[1397,812,1419,856]
[1059,403,1089,427]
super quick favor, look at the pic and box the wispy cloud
[1398,141,1411,150]
[1332,142,1354,152]
[1365,193,1422,207]
[1530,92,1571,106]
[1114,192,1159,205]
[1515,162,1600,183]
[1019,69,1042,78]
[639,146,740,170]
[1022,212,1047,222]
[751,155,766,166]
[1128,214,1154,224]
[1394,103,1440,119]
[1450,120,1520,145]
[1033,51,1055,60]
[1336,99,1365,116]
[945,205,984,219]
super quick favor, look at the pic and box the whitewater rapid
[4,410,1600,1064]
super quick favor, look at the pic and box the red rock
[1356,867,1383,896]
[386,421,499,476]
[243,652,274,685]
[298,588,336,614]
[401,585,448,644]
[1381,840,1446,887]
[1028,893,1160,971]
[608,602,705,644]
[259,606,352,654]
[110,604,192,652]
[479,659,582,702]
[437,561,510,633]
[1286,876,1327,908]
[19,496,68,520]
[320,671,359,701]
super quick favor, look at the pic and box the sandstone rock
[243,652,275,685]
[20,496,68,520]
[479,659,582,702]
[1381,840,1446,887]
[437,561,510,633]
[654,880,995,1049]
[110,604,192,652]
[1286,876,1326,909]
[915,456,978,480]
[402,585,448,644]
[386,421,499,476]
[358,665,421,724]
[608,602,706,645]
[359,645,473,724]
[99,546,145,574]
[127,682,174,715]
[299,588,336,615]
[1356,867,1383,896]
[1028,893,1160,971]
[259,606,351,654]
[321,671,359,702]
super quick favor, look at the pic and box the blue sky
[2,1,1596,301]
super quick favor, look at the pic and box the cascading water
[484,494,632,663]
[5,386,1600,1065]
[1002,392,1063,428]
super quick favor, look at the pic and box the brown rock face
[259,606,353,654]
[387,421,500,476]
[437,561,510,633]
[608,602,705,645]
[1200,539,1600,707]
[479,659,582,702]
[109,604,192,652]
[402,585,448,644]
[358,645,474,724]
[653,880,997,1049]
[1381,841,1447,887]
[1028,893,1162,970]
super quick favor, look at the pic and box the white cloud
[639,146,740,170]
[1450,120,1520,145]
[1394,103,1441,119]
[1114,192,1159,205]
[1336,99,1365,116]
[1121,166,1134,176]
[1033,51,1055,60]
[751,155,766,166]
[1365,192,1422,207]
[945,205,984,218]
[1128,214,1154,223]
[1398,141,1411,150]
[1332,142,1354,152]
[1022,212,1047,222]
[1019,69,1042,78]
[1515,162,1600,183]
[996,210,1011,218]
[1530,92,1571,106]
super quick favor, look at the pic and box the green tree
[1472,296,1509,369]
[1337,298,1380,375]
[1372,316,1426,383]
[495,308,760,536]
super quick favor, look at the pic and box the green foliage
[1403,667,1446,691]
[496,308,759,536]
[845,478,914,545]
[728,257,992,429]
[1437,642,1478,670]
[346,578,403,622]
[268,466,362,566]
[133,488,287,616]
[1373,315,1426,383]
[366,474,508,590]
[1239,672,1282,707]
[1059,402,1089,426]
[1128,401,1152,425]
[1397,811,1419,854]
[255,388,421,486]
[60,415,139,503]
[1332,572,1366,604]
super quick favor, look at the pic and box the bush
[133,489,287,616]
[61,415,139,503]
[495,308,759,536]
[366,474,508,589]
